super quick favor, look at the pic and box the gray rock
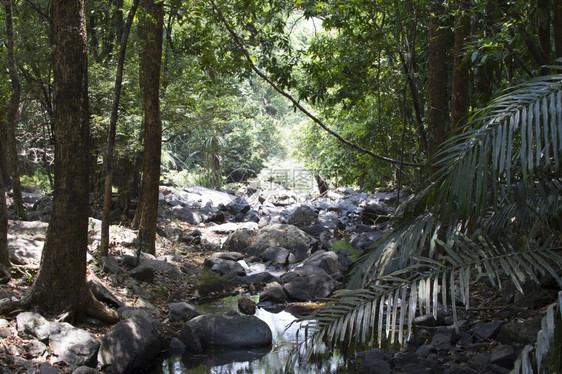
[415,344,433,358]
[221,229,255,253]
[169,302,200,322]
[180,324,202,353]
[213,252,245,261]
[226,196,251,216]
[100,256,122,275]
[359,358,391,374]
[287,205,318,227]
[398,363,434,374]
[49,322,100,368]
[245,224,318,263]
[472,320,505,340]
[169,337,186,355]
[117,306,155,319]
[443,363,481,374]
[182,314,272,349]
[430,328,452,350]
[21,339,47,357]
[72,366,100,374]
[39,362,60,374]
[98,315,164,374]
[258,282,287,305]
[129,265,154,282]
[203,257,245,276]
[262,247,292,265]
[361,203,392,224]
[283,265,338,301]
[489,344,515,369]
[171,207,202,225]
[497,316,542,345]
[16,312,50,341]
[301,250,341,275]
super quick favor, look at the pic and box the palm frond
[297,235,562,362]
[434,68,562,221]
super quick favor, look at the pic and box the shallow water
[159,294,346,374]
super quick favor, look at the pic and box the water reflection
[160,295,344,373]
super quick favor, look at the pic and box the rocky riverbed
[0,185,559,373]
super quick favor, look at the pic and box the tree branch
[207,0,423,168]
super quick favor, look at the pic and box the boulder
[262,246,292,265]
[16,312,50,341]
[98,315,165,374]
[282,265,338,301]
[287,205,318,227]
[49,321,100,368]
[169,302,200,322]
[361,203,392,224]
[301,250,342,275]
[226,196,251,216]
[489,344,515,369]
[224,224,317,263]
[203,257,246,276]
[100,256,122,275]
[259,282,287,305]
[182,314,272,349]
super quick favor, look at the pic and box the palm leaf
[291,68,562,367]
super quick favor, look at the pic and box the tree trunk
[0,109,10,188]
[4,0,26,220]
[427,0,452,168]
[0,114,9,268]
[29,0,117,322]
[100,0,140,258]
[133,0,164,256]
[554,0,562,58]
[451,0,471,132]
[537,0,551,73]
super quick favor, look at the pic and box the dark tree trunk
[554,0,562,58]
[29,0,117,322]
[133,0,163,256]
[451,0,471,132]
[4,0,26,220]
[0,110,9,188]
[537,0,551,73]
[427,0,452,168]
[100,0,140,258]
[0,113,9,268]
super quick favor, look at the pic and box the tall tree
[100,0,140,258]
[450,0,471,132]
[133,0,164,256]
[1,0,118,321]
[427,0,452,165]
[4,0,26,220]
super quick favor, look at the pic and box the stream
[158,294,348,374]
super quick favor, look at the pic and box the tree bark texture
[134,0,163,255]
[0,110,10,188]
[451,0,471,132]
[427,0,452,167]
[4,0,26,220]
[30,0,117,322]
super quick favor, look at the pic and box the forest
[1,0,562,373]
